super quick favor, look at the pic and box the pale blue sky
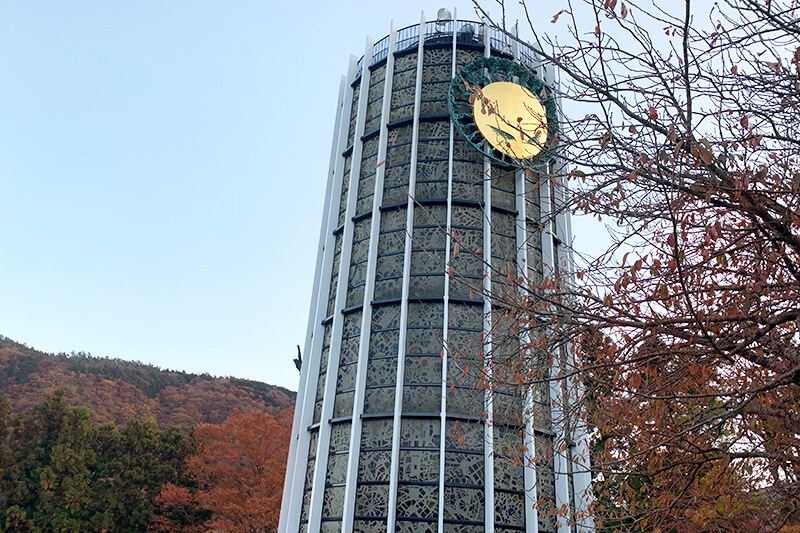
[0,1,607,391]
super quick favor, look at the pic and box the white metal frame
[280,13,593,533]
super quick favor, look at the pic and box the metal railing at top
[372,34,390,65]
[355,56,364,80]
[353,20,542,80]
[394,24,420,55]
[424,19,454,45]
[490,26,514,56]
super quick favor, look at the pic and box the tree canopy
[472,0,800,530]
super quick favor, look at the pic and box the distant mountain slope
[0,336,295,431]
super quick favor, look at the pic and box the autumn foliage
[0,337,295,532]
[474,0,800,529]
[0,336,294,431]
[155,410,291,532]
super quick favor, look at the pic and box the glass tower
[279,12,592,533]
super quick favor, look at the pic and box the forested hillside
[0,336,294,531]
[0,336,295,431]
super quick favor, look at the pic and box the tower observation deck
[279,12,592,533]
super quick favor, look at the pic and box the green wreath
[448,56,559,168]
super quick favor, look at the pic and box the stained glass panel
[495,491,525,527]
[400,418,440,448]
[443,486,484,522]
[398,449,439,481]
[361,418,394,449]
[402,384,441,412]
[363,387,395,414]
[355,484,390,517]
[445,420,484,451]
[390,54,417,123]
[322,485,345,519]
[444,451,484,486]
[357,449,392,482]
[396,484,438,520]
[404,355,441,385]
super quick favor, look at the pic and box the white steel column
[515,167,541,533]
[278,74,349,533]
[341,21,398,533]
[437,9,458,532]
[540,162,570,533]
[386,13,426,533]
[481,21,496,533]
[307,37,374,533]
[510,38,541,532]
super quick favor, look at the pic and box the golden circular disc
[471,81,548,159]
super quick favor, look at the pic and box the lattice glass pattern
[404,355,441,385]
[456,48,483,69]
[494,426,526,529]
[356,137,380,216]
[444,450,484,486]
[419,47,453,116]
[526,220,544,288]
[374,206,406,300]
[338,156,352,228]
[403,384,441,413]
[364,65,386,135]
[320,521,343,533]
[354,484,390,517]
[365,305,399,414]
[397,522,437,533]
[327,232,344,317]
[524,171,544,289]
[443,525,484,533]
[495,491,525,528]
[347,218,371,307]
[322,421,349,527]
[452,139,484,204]
[396,484,438,520]
[358,449,392,482]
[445,419,484,451]
[410,204,446,297]
[333,313,361,418]
[446,341,482,388]
[491,210,518,300]
[313,324,333,424]
[416,120,450,201]
[535,431,557,533]
[322,484,345,519]
[299,426,319,527]
[390,53,418,123]
[361,418,394,449]
[493,390,525,427]
[372,303,401,330]
[450,205,485,299]
[398,449,439,481]
[356,415,391,529]
[447,385,484,417]
[326,452,349,485]
[494,426,525,489]
[339,336,360,366]
[336,361,357,393]
[365,356,396,388]
[492,167,517,211]
[347,83,360,148]
[383,125,413,205]
[443,486,485,523]
[363,387,395,414]
[400,417,441,448]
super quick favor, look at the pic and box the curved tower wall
[280,13,592,533]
